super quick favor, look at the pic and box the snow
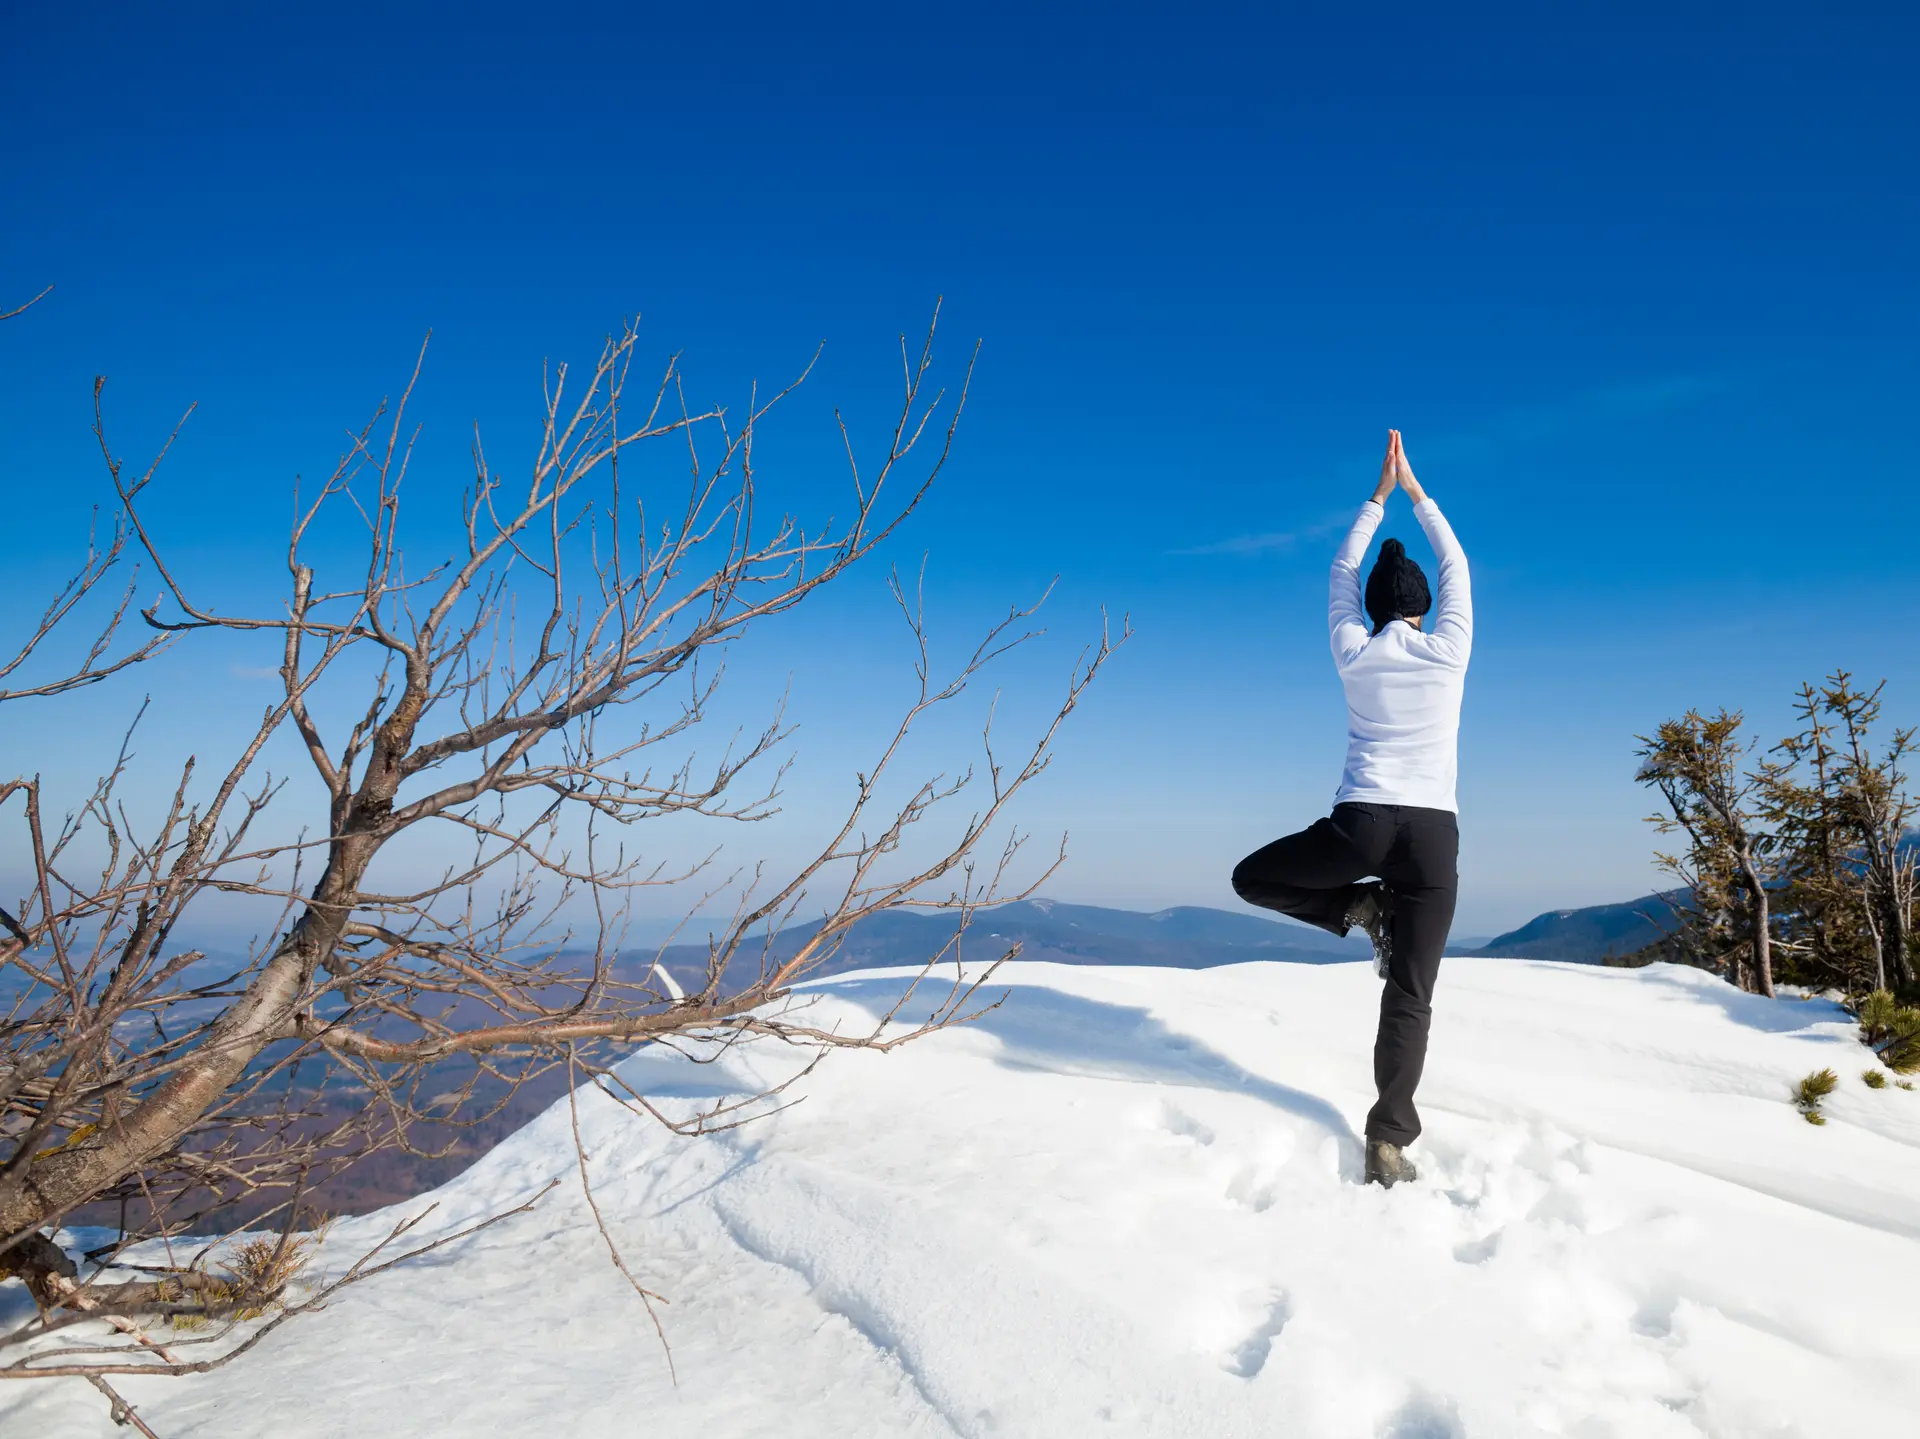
[9,958,1920,1437]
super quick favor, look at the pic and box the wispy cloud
[1171,516,1346,557]
[1172,373,1723,559]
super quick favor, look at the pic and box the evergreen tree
[1819,675,1918,992]
[1858,991,1920,1073]
[1759,682,1874,990]
[1642,677,1917,1001]
[1637,711,1777,996]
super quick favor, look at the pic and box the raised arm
[1330,433,1397,659]
[1396,438,1472,662]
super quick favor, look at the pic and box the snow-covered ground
[9,958,1920,1437]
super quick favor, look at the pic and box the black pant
[1231,802,1459,1147]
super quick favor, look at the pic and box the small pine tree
[1795,1068,1839,1124]
[1857,990,1920,1073]
[1862,1069,1888,1090]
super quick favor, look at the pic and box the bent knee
[1230,858,1261,901]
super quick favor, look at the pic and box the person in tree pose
[1231,430,1472,1188]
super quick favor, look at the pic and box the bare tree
[1637,710,1776,996]
[0,300,1119,1392]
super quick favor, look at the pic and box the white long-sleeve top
[1328,498,1472,813]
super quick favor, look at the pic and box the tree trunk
[0,670,422,1243]
[1888,889,1914,991]
[1738,847,1775,998]
[0,846,370,1243]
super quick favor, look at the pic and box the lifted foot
[1344,882,1395,978]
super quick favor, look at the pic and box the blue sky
[3,4,1917,938]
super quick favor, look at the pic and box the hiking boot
[1364,1139,1419,1188]
[1344,882,1394,978]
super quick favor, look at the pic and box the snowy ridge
[11,959,1920,1437]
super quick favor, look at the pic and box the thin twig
[86,1372,163,1437]
[567,1044,674,1382]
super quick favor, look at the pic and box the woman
[1231,430,1471,1187]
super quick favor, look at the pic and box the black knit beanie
[1365,538,1431,635]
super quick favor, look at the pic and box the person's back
[1328,490,1472,813]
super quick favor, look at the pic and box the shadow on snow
[818,973,1365,1168]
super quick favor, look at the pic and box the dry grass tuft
[167,1230,319,1330]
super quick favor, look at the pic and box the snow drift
[10,958,1920,1437]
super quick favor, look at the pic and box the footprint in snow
[1153,1102,1216,1146]
[1431,1123,1608,1237]
[1452,1230,1501,1265]
[1224,1162,1281,1213]
[1631,1291,1679,1339]
[1378,1389,1465,1439]
[1221,1290,1292,1378]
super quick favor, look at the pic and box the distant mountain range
[135,893,1686,1020]
[1468,839,1920,963]
[643,890,1687,987]
[647,899,1373,990]
[1455,892,1683,963]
